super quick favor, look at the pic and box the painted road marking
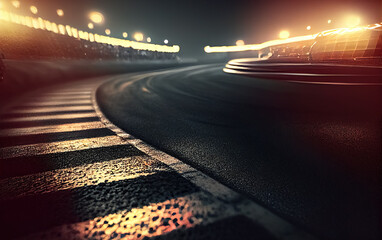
[1,112,97,122]
[0,135,126,159]
[11,106,94,114]
[0,121,104,136]
[0,77,317,240]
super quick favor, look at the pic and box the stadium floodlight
[89,11,104,24]
[164,39,169,44]
[306,26,311,30]
[105,28,111,35]
[134,32,144,41]
[88,23,94,29]
[11,1,20,9]
[57,9,64,17]
[123,32,128,38]
[236,40,245,46]
[328,19,332,24]
[30,6,38,15]
[147,37,152,43]
[279,30,290,39]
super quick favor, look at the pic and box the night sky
[11,0,382,57]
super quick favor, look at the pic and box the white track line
[11,106,94,114]
[0,135,126,159]
[0,156,162,200]
[18,100,92,107]
[0,121,104,136]
[1,113,97,122]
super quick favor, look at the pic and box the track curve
[97,64,382,240]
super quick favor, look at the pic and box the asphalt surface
[0,78,301,240]
[97,64,382,240]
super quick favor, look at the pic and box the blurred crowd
[0,21,178,61]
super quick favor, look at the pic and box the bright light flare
[105,28,111,35]
[30,6,38,15]
[88,23,94,29]
[11,1,20,8]
[57,9,64,17]
[306,26,311,30]
[147,37,151,43]
[345,15,361,27]
[89,11,104,24]
[134,32,144,41]
[236,40,245,46]
[328,19,332,24]
[279,30,290,39]
[122,32,128,38]
[164,39,169,44]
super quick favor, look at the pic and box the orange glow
[328,19,332,24]
[122,32,128,38]
[88,22,94,29]
[204,34,315,53]
[40,196,198,239]
[30,6,38,15]
[105,28,111,35]
[306,26,311,30]
[134,32,144,41]
[58,24,66,35]
[56,9,64,17]
[0,9,180,53]
[89,11,104,24]
[344,15,361,27]
[279,30,290,39]
[11,1,20,9]
[236,40,245,46]
[205,23,382,53]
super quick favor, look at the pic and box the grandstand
[0,9,180,60]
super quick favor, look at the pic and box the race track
[97,63,382,240]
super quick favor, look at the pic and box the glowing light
[0,2,3,8]
[134,32,144,41]
[147,37,151,43]
[306,26,311,30]
[122,32,128,38]
[164,39,169,44]
[11,1,20,8]
[236,40,245,46]
[57,9,64,17]
[279,30,290,39]
[105,28,111,35]
[30,6,38,15]
[88,22,94,29]
[89,11,104,24]
[0,9,180,53]
[204,22,382,54]
[204,34,316,53]
[58,24,66,35]
[345,15,361,27]
[328,19,332,24]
